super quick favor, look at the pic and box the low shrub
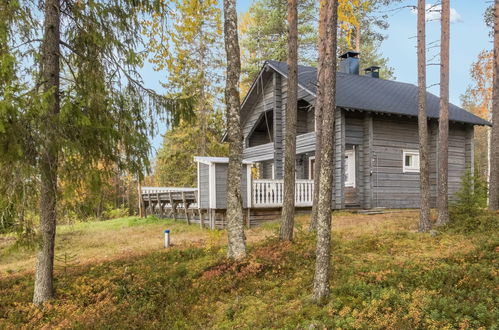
[448,168,499,233]
[102,207,129,220]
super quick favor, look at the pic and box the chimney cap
[364,66,381,72]
[339,51,360,59]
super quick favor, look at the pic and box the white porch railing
[252,179,314,208]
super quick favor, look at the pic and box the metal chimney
[364,66,380,78]
[339,51,360,75]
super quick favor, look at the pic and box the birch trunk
[33,0,60,304]
[436,0,450,226]
[310,0,328,232]
[223,0,246,259]
[280,0,298,241]
[489,0,499,210]
[418,0,431,232]
[312,0,338,303]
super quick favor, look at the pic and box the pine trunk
[417,0,431,232]
[310,0,328,232]
[489,0,499,210]
[33,0,60,305]
[436,0,450,225]
[223,0,246,259]
[312,0,338,303]
[280,0,298,241]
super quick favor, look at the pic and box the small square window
[403,150,420,173]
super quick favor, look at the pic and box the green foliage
[239,0,318,90]
[154,112,227,187]
[448,168,499,233]
[0,0,195,235]
[102,207,129,220]
[0,225,497,328]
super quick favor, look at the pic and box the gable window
[403,150,420,173]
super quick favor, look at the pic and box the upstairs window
[403,150,420,173]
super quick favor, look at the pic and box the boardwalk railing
[252,179,314,208]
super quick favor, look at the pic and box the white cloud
[411,4,462,23]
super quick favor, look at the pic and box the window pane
[405,155,412,167]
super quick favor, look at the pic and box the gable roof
[265,60,490,126]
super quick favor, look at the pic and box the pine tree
[437,0,450,225]
[313,0,338,303]
[309,0,329,232]
[279,0,298,241]
[224,0,247,260]
[489,0,499,210]
[417,0,431,232]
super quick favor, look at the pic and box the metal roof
[266,60,490,126]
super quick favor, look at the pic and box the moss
[0,213,498,328]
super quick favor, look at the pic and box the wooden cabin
[142,52,490,227]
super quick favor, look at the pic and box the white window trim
[403,150,420,173]
[308,156,315,180]
[271,163,275,179]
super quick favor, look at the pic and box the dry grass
[1,210,496,329]
[0,209,473,277]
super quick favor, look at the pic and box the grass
[0,211,497,329]
[0,216,209,276]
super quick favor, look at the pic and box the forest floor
[0,211,497,329]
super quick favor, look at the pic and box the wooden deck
[140,180,315,229]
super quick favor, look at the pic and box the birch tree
[436,0,450,226]
[417,0,431,232]
[489,0,499,210]
[313,0,338,303]
[224,0,247,259]
[310,0,329,232]
[280,0,299,241]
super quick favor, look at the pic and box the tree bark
[417,0,431,232]
[355,24,361,53]
[310,0,328,232]
[279,0,298,241]
[33,0,60,305]
[436,0,450,226]
[489,0,499,210]
[224,0,246,259]
[312,0,338,304]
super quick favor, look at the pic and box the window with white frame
[403,150,420,173]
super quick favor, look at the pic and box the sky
[145,0,492,153]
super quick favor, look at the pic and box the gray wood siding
[262,160,274,179]
[345,113,364,145]
[333,109,345,209]
[273,73,283,178]
[362,113,373,209]
[242,74,275,146]
[214,163,249,209]
[296,132,316,154]
[371,117,470,208]
[199,163,210,208]
[243,142,274,161]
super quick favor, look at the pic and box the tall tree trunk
[418,0,431,232]
[33,0,60,305]
[355,24,361,53]
[436,0,450,226]
[310,0,328,232]
[312,0,338,303]
[279,0,298,241]
[224,0,246,259]
[489,0,499,210]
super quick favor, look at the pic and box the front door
[345,150,356,187]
